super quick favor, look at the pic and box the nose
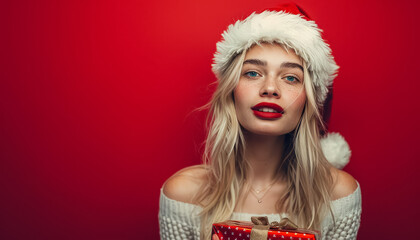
[259,75,280,98]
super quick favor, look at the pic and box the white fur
[320,132,351,169]
[212,11,339,105]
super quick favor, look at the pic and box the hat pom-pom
[320,132,351,169]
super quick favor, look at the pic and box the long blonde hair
[196,44,333,239]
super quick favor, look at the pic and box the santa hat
[212,3,351,169]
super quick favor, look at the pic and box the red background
[1,0,419,239]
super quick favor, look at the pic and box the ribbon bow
[250,216,298,240]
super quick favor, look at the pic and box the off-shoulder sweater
[159,183,361,240]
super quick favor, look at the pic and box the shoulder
[162,164,209,204]
[330,167,359,201]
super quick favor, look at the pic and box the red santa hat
[212,3,351,169]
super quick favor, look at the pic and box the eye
[244,71,260,78]
[284,76,299,82]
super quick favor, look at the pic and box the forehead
[244,43,302,65]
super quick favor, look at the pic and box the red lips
[251,102,284,119]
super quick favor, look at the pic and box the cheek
[233,83,250,108]
[295,92,307,112]
[233,83,253,126]
[288,91,307,122]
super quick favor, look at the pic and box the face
[234,43,307,136]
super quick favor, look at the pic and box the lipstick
[251,102,284,119]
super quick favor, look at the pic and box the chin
[242,126,293,136]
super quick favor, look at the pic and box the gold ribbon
[250,216,298,240]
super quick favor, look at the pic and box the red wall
[1,0,419,239]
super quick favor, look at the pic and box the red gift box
[212,220,319,240]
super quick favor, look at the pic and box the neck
[243,131,285,184]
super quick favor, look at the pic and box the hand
[212,234,220,240]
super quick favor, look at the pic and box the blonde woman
[159,4,361,240]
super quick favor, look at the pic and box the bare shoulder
[330,167,359,200]
[162,164,209,204]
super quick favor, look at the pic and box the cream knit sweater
[159,183,361,240]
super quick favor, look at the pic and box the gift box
[212,217,319,240]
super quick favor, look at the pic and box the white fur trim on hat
[212,11,339,105]
[320,132,351,169]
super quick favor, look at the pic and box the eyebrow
[243,59,267,66]
[280,62,304,72]
[243,59,303,72]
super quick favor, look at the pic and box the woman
[159,3,361,240]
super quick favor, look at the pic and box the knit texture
[159,183,361,240]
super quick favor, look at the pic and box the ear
[320,132,351,169]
